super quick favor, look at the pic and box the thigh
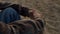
[1,7,21,24]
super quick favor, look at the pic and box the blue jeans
[0,7,21,24]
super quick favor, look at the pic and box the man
[0,8,44,34]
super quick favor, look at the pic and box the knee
[4,7,16,12]
[3,7,17,14]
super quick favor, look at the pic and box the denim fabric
[0,7,21,24]
[0,12,2,21]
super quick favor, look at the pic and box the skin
[29,9,42,19]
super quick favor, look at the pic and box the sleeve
[32,18,44,34]
[0,19,44,34]
[0,20,33,34]
[9,19,44,34]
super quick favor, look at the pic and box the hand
[29,9,42,19]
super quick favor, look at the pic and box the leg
[1,7,21,24]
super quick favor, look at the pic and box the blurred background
[0,0,60,34]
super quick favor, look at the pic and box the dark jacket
[0,18,44,34]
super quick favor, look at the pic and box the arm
[28,9,44,34]
[0,8,44,34]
